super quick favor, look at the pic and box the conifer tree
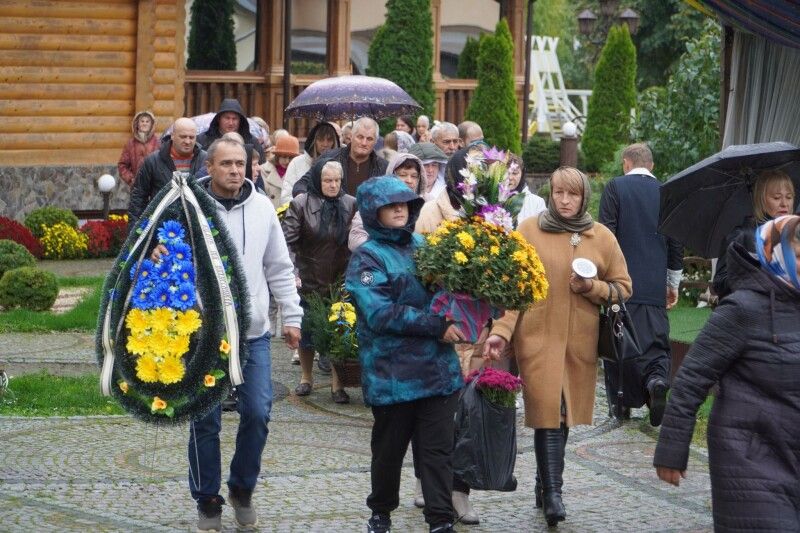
[457,35,481,78]
[466,19,521,153]
[187,0,236,70]
[582,25,637,170]
[367,0,435,119]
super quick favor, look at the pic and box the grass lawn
[0,276,104,333]
[0,372,124,416]
[668,302,712,343]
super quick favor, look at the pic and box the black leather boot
[534,428,566,527]
[535,425,568,510]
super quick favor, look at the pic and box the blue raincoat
[345,176,463,406]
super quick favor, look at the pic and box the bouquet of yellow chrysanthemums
[305,285,358,363]
[416,147,548,342]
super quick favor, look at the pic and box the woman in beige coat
[485,167,631,528]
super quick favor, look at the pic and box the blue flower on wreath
[132,287,153,309]
[157,220,185,244]
[133,259,155,282]
[168,241,192,262]
[171,282,196,311]
[150,284,172,307]
[155,260,173,281]
[136,218,150,234]
[176,262,195,284]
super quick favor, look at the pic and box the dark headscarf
[444,143,490,210]
[304,122,341,158]
[538,166,594,233]
[307,155,350,245]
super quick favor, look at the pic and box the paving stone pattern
[0,335,713,532]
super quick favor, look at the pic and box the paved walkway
[0,260,713,531]
[0,337,713,532]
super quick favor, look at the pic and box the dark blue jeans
[188,333,273,501]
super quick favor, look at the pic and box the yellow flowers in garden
[416,217,548,310]
[125,308,202,384]
[40,222,89,259]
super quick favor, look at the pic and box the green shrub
[0,240,36,278]
[367,0,435,119]
[0,267,59,312]
[582,24,637,171]
[187,0,236,70]
[457,35,482,78]
[632,21,720,180]
[24,207,78,239]
[291,61,326,75]
[599,144,628,179]
[522,135,561,173]
[466,19,521,154]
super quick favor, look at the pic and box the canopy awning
[688,0,800,49]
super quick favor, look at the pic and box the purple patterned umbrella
[285,75,421,121]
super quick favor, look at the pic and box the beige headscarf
[538,166,594,233]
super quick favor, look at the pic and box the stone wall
[0,166,131,222]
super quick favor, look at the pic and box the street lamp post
[577,1,639,51]
[97,174,116,219]
[559,121,578,167]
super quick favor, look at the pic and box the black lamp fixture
[577,0,640,38]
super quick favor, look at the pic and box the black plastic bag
[452,378,518,491]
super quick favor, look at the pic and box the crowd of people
[120,100,800,533]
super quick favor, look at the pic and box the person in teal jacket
[345,176,465,533]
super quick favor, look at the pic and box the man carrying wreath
[152,137,302,532]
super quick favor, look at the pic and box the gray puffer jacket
[654,241,800,532]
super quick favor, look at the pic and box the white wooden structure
[529,35,592,140]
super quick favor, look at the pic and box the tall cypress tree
[457,35,481,79]
[581,25,637,170]
[187,0,237,70]
[367,0,435,119]
[466,19,521,154]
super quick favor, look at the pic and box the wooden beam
[0,83,134,100]
[0,132,130,150]
[0,100,134,116]
[327,0,352,77]
[0,33,135,52]
[0,16,135,35]
[0,1,136,19]
[0,149,121,167]
[0,50,136,68]
[0,116,130,134]
[135,0,156,114]
[0,66,135,84]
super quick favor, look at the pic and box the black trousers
[603,302,671,408]
[368,392,459,526]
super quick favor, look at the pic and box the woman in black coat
[654,215,800,532]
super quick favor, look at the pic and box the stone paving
[0,260,713,532]
[0,336,713,533]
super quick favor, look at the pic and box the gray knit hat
[408,142,448,164]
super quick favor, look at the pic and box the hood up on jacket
[132,110,156,142]
[357,176,424,246]
[304,122,341,157]
[386,152,425,195]
[207,98,253,142]
[727,237,800,303]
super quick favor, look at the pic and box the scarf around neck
[538,171,594,234]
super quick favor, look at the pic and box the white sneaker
[413,478,425,508]
[291,350,300,365]
[452,490,479,524]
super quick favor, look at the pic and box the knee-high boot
[535,424,569,509]
[534,428,566,527]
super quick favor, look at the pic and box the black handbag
[597,282,642,419]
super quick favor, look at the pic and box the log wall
[0,0,186,168]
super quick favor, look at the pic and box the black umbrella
[659,142,800,257]
[285,75,421,121]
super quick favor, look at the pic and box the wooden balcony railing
[184,72,478,139]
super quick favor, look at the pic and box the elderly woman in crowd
[118,110,159,187]
[484,166,631,528]
[259,134,300,208]
[655,214,800,532]
[713,169,796,299]
[281,158,357,404]
[280,122,340,206]
[506,153,547,224]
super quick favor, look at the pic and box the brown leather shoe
[294,382,312,396]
